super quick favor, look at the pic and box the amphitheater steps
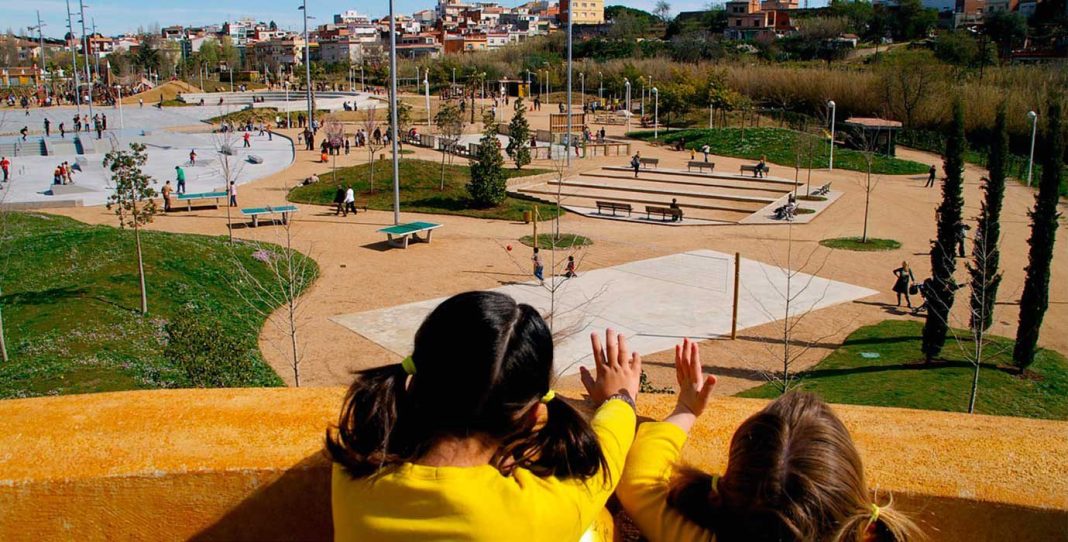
[517,186,759,221]
[582,171,794,197]
[601,166,800,188]
[567,175,786,201]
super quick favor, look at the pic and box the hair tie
[710,474,720,494]
[540,389,556,404]
[869,503,881,525]
[401,356,417,376]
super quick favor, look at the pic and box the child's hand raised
[581,329,641,408]
[667,338,717,433]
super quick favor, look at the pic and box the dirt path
[45,100,1067,396]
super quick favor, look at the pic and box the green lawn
[627,127,930,176]
[519,233,592,250]
[288,159,556,222]
[0,213,318,398]
[820,237,902,251]
[739,320,1068,420]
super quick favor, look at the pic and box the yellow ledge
[0,388,1065,540]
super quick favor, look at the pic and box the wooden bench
[687,160,715,173]
[813,182,831,196]
[241,204,299,227]
[595,201,632,217]
[639,157,659,169]
[740,164,769,177]
[175,191,227,212]
[378,221,442,249]
[646,205,683,222]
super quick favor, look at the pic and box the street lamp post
[299,0,314,137]
[598,72,602,103]
[1026,110,1038,187]
[388,0,401,225]
[653,87,659,139]
[640,78,645,118]
[424,68,431,126]
[579,72,584,108]
[285,82,291,128]
[827,100,836,171]
[624,79,631,132]
[115,84,123,130]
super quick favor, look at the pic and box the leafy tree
[933,31,980,67]
[434,101,465,190]
[654,0,672,22]
[879,50,941,129]
[104,143,160,315]
[467,112,508,207]
[922,99,965,362]
[893,0,937,40]
[657,81,697,129]
[984,11,1027,59]
[968,102,1007,334]
[389,99,413,141]
[1014,100,1063,371]
[506,97,532,170]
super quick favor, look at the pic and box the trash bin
[523,211,532,224]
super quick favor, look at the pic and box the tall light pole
[640,77,645,118]
[360,62,365,90]
[543,62,550,103]
[115,84,124,130]
[827,100,836,171]
[598,71,602,103]
[1026,110,1038,187]
[451,67,455,88]
[285,81,291,128]
[299,0,314,136]
[624,79,631,132]
[31,12,46,96]
[424,68,431,126]
[65,0,82,115]
[388,0,401,225]
[566,4,573,168]
[652,87,659,139]
[79,0,93,121]
[579,72,584,108]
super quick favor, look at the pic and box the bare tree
[362,104,385,193]
[212,130,245,243]
[323,118,345,185]
[879,51,941,130]
[854,127,884,243]
[434,101,465,191]
[228,190,317,386]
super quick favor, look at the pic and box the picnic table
[378,221,443,249]
[241,204,299,227]
[175,191,227,211]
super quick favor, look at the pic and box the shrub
[164,309,257,387]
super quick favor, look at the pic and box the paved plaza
[332,250,878,377]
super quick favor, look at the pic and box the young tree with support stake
[1014,99,1063,373]
[104,142,159,315]
[964,102,1008,412]
[506,97,532,170]
[434,101,464,191]
[922,99,966,363]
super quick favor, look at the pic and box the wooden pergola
[842,117,903,156]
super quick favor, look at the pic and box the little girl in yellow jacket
[617,339,922,542]
[328,291,643,541]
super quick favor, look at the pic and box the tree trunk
[862,188,871,243]
[135,224,148,315]
[968,333,982,413]
[0,303,9,363]
[440,148,447,191]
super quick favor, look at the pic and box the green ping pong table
[377,221,443,249]
[174,191,227,212]
[241,205,299,227]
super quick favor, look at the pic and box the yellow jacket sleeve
[513,398,637,537]
[616,421,715,542]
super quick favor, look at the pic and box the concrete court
[332,249,878,377]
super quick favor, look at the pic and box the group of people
[530,249,579,283]
[327,290,920,542]
[51,161,76,185]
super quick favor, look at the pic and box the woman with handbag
[892,261,915,308]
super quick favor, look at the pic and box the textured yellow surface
[0,388,1065,541]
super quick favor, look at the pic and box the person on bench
[757,155,767,178]
[669,198,683,222]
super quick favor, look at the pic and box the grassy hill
[288,158,555,221]
[0,213,318,398]
[739,320,1068,420]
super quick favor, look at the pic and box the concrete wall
[0,388,1065,541]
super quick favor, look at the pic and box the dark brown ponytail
[326,363,412,478]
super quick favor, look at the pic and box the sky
[3,0,831,39]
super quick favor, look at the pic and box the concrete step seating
[519,185,760,220]
[546,179,777,205]
[601,165,799,187]
[520,190,751,223]
[577,172,790,199]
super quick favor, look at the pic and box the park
[0,12,1066,540]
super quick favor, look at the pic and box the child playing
[564,255,578,278]
[328,291,643,541]
[617,338,920,542]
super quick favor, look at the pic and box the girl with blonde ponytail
[617,338,922,542]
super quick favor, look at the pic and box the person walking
[266,126,273,141]
[0,156,10,183]
[532,247,545,284]
[44,118,51,137]
[564,255,578,278]
[20,126,28,141]
[631,152,641,178]
[701,144,710,162]
[344,186,357,216]
[59,122,65,138]
[102,114,108,131]
[139,98,143,108]
[892,261,915,308]
[189,149,197,166]
[955,221,970,258]
[925,164,937,188]
[161,180,174,212]
[333,185,346,216]
[243,132,251,148]
[174,166,186,194]
[228,181,237,207]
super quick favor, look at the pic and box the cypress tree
[506,97,532,170]
[467,112,508,207]
[922,99,966,362]
[967,102,1007,334]
[1014,99,1063,371]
